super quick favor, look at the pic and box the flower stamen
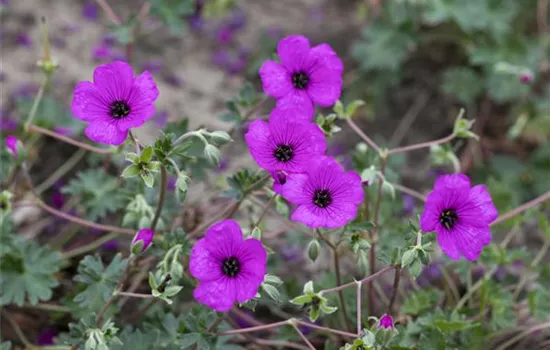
[274,144,293,162]
[440,209,458,230]
[222,256,240,277]
[109,100,131,119]
[313,189,332,208]
[291,71,309,89]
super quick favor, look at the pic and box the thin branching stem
[346,118,381,154]
[151,166,167,230]
[1,309,33,348]
[28,124,112,154]
[387,133,456,155]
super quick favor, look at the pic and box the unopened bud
[204,144,221,167]
[307,239,321,262]
[131,229,154,254]
[208,131,232,145]
[4,135,26,162]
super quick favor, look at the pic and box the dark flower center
[222,256,240,277]
[109,100,131,119]
[292,71,309,89]
[274,144,293,162]
[313,189,332,208]
[440,209,458,230]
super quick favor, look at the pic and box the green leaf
[345,100,366,119]
[309,306,321,322]
[163,285,183,297]
[179,333,201,348]
[290,295,312,305]
[62,169,127,220]
[141,172,155,188]
[140,146,154,163]
[319,303,338,314]
[304,281,314,294]
[121,165,140,178]
[442,68,483,105]
[0,341,12,350]
[434,319,479,333]
[73,254,128,311]
[401,249,418,268]
[401,289,440,315]
[261,283,280,301]
[0,236,62,306]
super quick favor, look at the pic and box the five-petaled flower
[259,34,343,119]
[281,156,364,228]
[189,220,267,312]
[420,174,498,261]
[245,109,326,173]
[71,61,159,145]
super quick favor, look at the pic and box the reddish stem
[28,124,112,154]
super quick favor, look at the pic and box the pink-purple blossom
[189,219,267,312]
[5,135,20,157]
[259,34,343,119]
[71,61,159,145]
[245,110,326,173]
[378,314,394,330]
[132,229,154,252]
[420,174,498,261]
[281,156,364,228]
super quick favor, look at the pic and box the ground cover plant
[1,0,549,349]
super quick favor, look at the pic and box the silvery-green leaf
[163,285,183,297]
[303,281,314,294]
[290,295,312,305]
[121,165,140,178]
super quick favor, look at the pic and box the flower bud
[519,71,534,84]
[204,144,221,167]
[5,135,21,157]
[208,131,232,145]
[306,238,321,262]
[131,229,154,254]
[378,314,394,330]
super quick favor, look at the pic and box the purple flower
[245,111,326,173]
[378,314,394,330]
[281,156,364,228]
[0,110,17,131]
[82,1,98,21]
[132,229,154,252]
[420,174,498,261]
[0,71,6,82]
[167,176,177,192]
[15,33,32,48]
[37,328,57,345]
[403,194,415,215]
[5,135,20,157]
[519,71,534,84]
[189,219,267,312]
[227,8,246,30]
[71,61,159,145]
[91,44,112,61]
[216,25,234,45]
[163,73,183,87]
[259,34,343,119]
[142,60,164,75]
[153,110,169,128]
[62,23,81,34]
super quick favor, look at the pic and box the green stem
[1,309,33,348]
[24,77,47,130]
[151,166,167,230]
[387,266,402,315]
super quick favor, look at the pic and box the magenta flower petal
[190,219,267,312]
[193,279,236,312]
[259,60,292,98]
[245,115,326,173]
[71,61,159,145]
[131,228,154,252]
[281,157,364,229]
[5,135,19,156]
[275,89,315,118]
[84,120,128,145]
[421,173,497,261]
[277,35,311,72]
[378,314,394,329]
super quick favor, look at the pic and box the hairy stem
[356,281,362,335]
[94,0,121,24]
[490,190,550,226]
[253,193,276,227]
[118,291,153,299]
[28,124,112,154]
[346,118,381,154]
[333,247,352,332]
[24,77,47,129]
[387,133,456,155]
[291,323,316,350]
[151,166,167,230]
[321,265,393,294]
[387,266,402,315]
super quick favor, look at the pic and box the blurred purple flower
[101,34,117,47]
[519,71,534,84]
[50,191,65,209]
[102,239,119,251]
[82,1,99,21]
[163,73,183,87]
[15,32,32,48]
[227,8,246,30]
[0,71,6,82]
[189,15,204,31]
[403,194,415,215]
[215,156,229,173]
[142,60,164,75]
[110,50,127,62]
[0,110,17,131]
[215,25,234,46]
[167,176,177,192]
[280,245,302,263]
[308,6,325,23]
[91,44,112,61]
[37,328,57,345]
[62,23,81,34]
[52,36,66,48]
[154,110,169,128]
[378,315,394,330]
[212,49,231,67]
[428,167,448,178]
